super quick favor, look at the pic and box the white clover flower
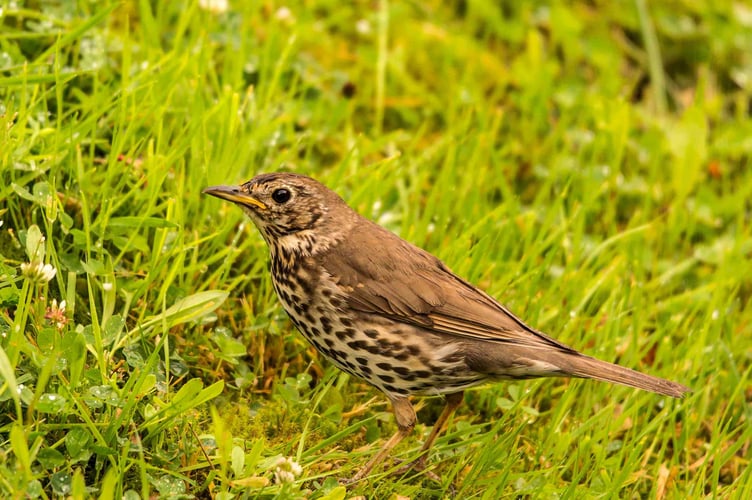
[45,299,68,330]
[356,19,372,35]
[21,261,57,283]
[273,456,302,483]
[275,7,295,24]
[198,0,228,14]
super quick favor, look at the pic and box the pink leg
[344,396,416,483]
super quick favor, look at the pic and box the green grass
[1,0,751,498]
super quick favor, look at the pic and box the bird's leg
[343,397,416,484]
[395,391,464,475]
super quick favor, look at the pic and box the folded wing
[322,221,577,353]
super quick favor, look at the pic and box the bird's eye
[271,188,291,204]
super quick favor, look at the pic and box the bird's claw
[392,457,454,494]
[338,476,357,486]
[392,455,428,475]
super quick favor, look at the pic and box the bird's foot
[392,455,428,475]
[394,456,458,495]
[340,457,455,496]
[338,476,358,486]
[336,459,431,486]
[338,457,433,485]
[338,465,374,486]
[392,455,443,484]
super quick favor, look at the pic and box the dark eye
[271,188,291,204]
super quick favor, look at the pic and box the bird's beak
[202,185,267,210]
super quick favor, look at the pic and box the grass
[1,0,751,498]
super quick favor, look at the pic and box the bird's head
[203,172,353,253]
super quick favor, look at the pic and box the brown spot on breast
[338,328,357,339]
[320,316,333,334]
[347,340,368,351]
[364,329,379,339]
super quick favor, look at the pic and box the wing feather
[322,221,576,353]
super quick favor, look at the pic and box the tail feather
[561,353,691,398]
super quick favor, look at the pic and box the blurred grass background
[1,0,751,498]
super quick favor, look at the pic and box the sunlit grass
[1,1,751,498]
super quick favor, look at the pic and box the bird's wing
[322,221,576,353]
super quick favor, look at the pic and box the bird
[203,172,690,483]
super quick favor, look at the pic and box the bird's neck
[267,229,331,271]
[264,213,355,270]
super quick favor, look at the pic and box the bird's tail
[558,353,691,398]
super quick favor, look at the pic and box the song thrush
[203,173,690,483]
